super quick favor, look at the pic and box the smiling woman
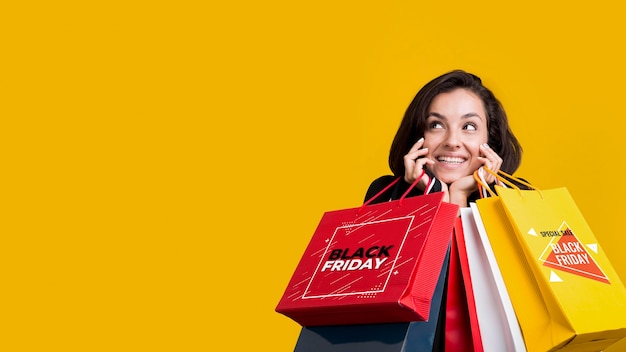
[365,70,525,208]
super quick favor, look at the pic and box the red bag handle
[358,170,426,214]
[399,169,426,207]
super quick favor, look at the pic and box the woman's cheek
[472,152,485,169]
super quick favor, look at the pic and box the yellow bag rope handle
[474,167,543,199]
[473,169,496,198]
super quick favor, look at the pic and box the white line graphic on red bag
[536,221,609,284]
[302,215,416,299]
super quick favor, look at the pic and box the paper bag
[474,169,626,351]
[294,249,450,352]
[445,217,483,351]
[463,206,527,352]
[276,190,458,326]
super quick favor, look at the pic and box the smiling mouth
[436,156,466,164]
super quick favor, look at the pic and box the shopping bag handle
[473,168,496,198]
[399,169,426,207]
[473,167,543,199]
[358,170,426,214]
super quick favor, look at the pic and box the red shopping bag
[445,217,483,352]
[275,178,459,326]
[293,249,451,352]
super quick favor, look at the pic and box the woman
[365,70,524,207]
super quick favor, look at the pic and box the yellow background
[3,1,626,351]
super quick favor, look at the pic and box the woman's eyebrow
[427,112,445,119]
[427,112,483,120]
[462,112,483,120]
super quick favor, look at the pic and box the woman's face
[423,88,489,184]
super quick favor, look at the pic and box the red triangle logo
[539,222,609,284]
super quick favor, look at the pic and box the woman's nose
[443,131,461,148]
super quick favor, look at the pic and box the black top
[364,170,530,205]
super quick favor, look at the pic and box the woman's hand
[403,138,434,188]
[477,143,502,184]
[446,143,503,207]
[446,174,476,207]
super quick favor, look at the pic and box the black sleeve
[396,169,444,199]
[363,171,445,205]
[363,176,397,204]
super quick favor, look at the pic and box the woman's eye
[429,122,443,129]
[464,123,477,131]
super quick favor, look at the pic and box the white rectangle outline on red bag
[302,215,415,299]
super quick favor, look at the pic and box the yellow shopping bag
[473,169,626,352]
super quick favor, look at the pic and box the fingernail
[483,143,490,148]
[418,137,424,142]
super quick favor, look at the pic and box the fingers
[478,143,503,184]
[404,145,429,166]
[403,138,434,184]
[404,154,433,184]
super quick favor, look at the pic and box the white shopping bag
[462,205,527,352]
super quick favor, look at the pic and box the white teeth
[437,156,465,164]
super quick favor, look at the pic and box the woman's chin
[434,172,469,185]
